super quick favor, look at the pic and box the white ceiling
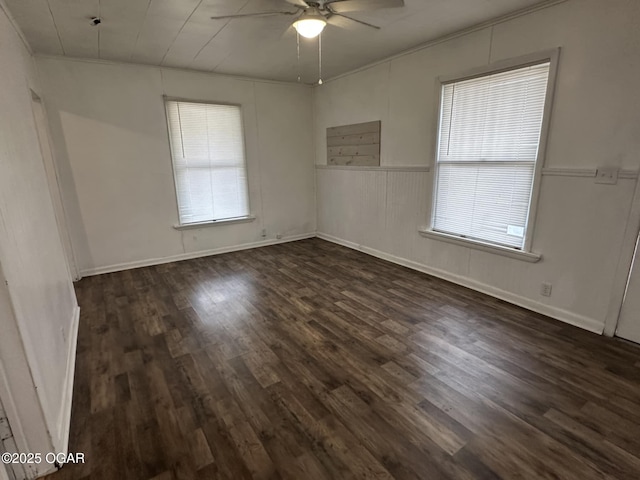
[6,0,552,82]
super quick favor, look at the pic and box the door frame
[29,90,80,280]
[0,462,9,480]
[604,176,640,337]
[0,256,54,479]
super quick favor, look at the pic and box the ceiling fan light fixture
[293,9,327,38]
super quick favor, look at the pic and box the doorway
[616,231,640,343]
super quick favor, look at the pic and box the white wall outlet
[261,228,266,238]
[540,282,552,297]
[595,167,619,185]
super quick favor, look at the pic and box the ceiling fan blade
[328,0,404,14]
[211,11,297,20]
[327,13,380,30]
[284,0,310,7]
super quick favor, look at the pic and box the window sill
[418,229,541,263]
[174,215,256,230]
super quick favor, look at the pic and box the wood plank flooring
[46,238,640,480]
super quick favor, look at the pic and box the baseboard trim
[81,231,605,333]
[80,233,317,277]
[56,304,80,455]
[317,232,604,335]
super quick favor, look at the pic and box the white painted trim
[418,229,541,263]
[317,232,604,334]
[0,461,9,480]
[320,0,569,84]
[427,49,560,254]
[311,88,319,233]
[0,0,33,55]
[315,165,431,172]
[164,95,245,107]
[520,50,559,252]
[164,100,253,234]
[173,215,256,230]
[542,168,597,177]
[437,48,559,84]
[542,167,639,179]
[56,305,79,455]
[34,54,314,88]
[619,171,638,180]
[30,93,81,281]
[0,261,54,480]
[604,177,640,336]
[29,463,56,479]
[0,367,29,480]
[80,233,316,276]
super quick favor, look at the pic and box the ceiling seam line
[130,0,153,62]
[192,0,250,71]
[45,0,65,55]
[159,0,206,66]
[97,0,101,59]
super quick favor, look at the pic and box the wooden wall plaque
[326,121,381,166]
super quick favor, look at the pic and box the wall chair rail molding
[316,165,431,172]
[542,167,639,179]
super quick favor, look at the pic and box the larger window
[165,100,250,225]
[432,61,551,250]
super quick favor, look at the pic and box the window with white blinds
[433,62,550,249]
[165,100,250,225]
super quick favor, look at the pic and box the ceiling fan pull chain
[296,31,301,83]
[318,32,323,85]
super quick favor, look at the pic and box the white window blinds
[433,62,550,249]
[165,101,249,225]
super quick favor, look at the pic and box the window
[432,61,551,250]
[165,100,250,225]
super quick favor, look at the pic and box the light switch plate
[595,167,619,185]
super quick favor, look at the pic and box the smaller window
[432,61,551,250]
[165,100,250,225]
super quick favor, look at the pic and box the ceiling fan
[210,0,405,39]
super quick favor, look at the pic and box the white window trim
[418,228,541,262]
[173,215,256,230]
[163,96,253,227]
[422,48,560,261]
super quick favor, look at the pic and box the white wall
[314,0,640,333]
[37,57,316,275]
[0,0,79,473]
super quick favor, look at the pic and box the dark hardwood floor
[46,238,640,480]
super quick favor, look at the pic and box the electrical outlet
[540,282,552,297]
[595,167,618,185]
[276,233,283,239]
[261,228,267,238]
